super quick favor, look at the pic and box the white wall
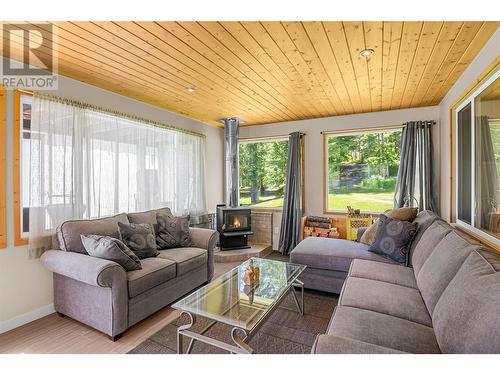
[438,28,500,222]
[240,106,440,215]
[0,74,223,332]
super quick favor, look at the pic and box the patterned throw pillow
[118,222,159,259]
[156,214,193,249]
[368,214,418,265]
[80,234,142,271]
[360,207,418,245]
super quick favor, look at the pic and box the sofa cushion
[339,277,432,326]
[312,335,406,354]
[360,207,418,245]
[81,234,142,272]
[57,213,130,254]
[417,231,482,314]
[156,214,193,249]
[432,248,500,353]
[348,259,417,289]
[299,267,348,294]
[290,236,394,273]
[127,207,173,229]
[408,210,439,266]
[126,257,176,298]
[368,215,418,265]
[411,219,453,276]
[158,247,207,276]
[118,222,159,259]
[328,306,440,353]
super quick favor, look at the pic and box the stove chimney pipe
[219,117,243,207]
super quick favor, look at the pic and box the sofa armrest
[190,227,218,250]
[357,227,369,242]
[42,249,128,338]
[311,335,405,354]
[189,228,219,280]
[41,249,126,287]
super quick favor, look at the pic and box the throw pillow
[368,214,418,265]
[118,222,159,259]
[156,214,193,249]
[80,234,142,271]
[360,207,418,245]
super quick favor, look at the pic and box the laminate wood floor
[0,260,241,354]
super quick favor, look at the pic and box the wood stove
[217,205,253,250]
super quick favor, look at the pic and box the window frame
[13,89,32,246]
[0,87,6,249]
[322,126,403,215]
[453,67,500,247]
[238,135,304,210]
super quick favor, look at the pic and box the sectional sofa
[41,207,218,340]
[291,210,500,353]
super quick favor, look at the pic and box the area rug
[128,289,337,354]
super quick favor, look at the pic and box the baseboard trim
[0,304,55,334]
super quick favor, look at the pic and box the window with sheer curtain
[27,94,207,254]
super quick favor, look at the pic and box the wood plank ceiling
[1,22,498,127]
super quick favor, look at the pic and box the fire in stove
[233,217,241,228]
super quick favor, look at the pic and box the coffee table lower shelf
[176,279,304,354]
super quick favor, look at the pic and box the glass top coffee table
[173,257,306,354]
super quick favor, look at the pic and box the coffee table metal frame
[176,278,304,354]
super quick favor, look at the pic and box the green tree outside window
[239,139,288,207]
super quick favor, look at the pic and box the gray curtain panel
[477,116,499,230]
[394,121,438,213]
[279,132,303,255]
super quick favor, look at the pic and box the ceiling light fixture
[186,87,195,93]
[360,49,374,57]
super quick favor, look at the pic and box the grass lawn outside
[239,190,394,211]
[240,195,284,208]
[328,191,394,212]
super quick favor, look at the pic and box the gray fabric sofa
[41,208,218,340]
[291,211,500,353]
[291,210,438,294]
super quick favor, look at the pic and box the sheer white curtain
[29,95,207,255]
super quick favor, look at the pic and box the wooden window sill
[451,223,500,252]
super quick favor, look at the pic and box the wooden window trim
[449,58,500,252]
[322,132,328,214]
[13,89,32,246]
[0,87,6,249]
[300,134,305,213]
[454,224,500,252]
[323,126,403,215]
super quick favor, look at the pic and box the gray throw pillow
[368,214,418,265]
[80,234,142,271]
[118,222,159,259]
[156,214,193,249]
